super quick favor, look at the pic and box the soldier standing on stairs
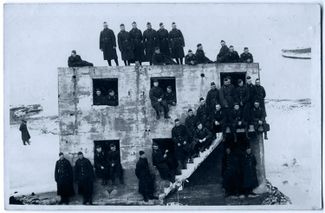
[171,118,189,175]
[152,144,175,183]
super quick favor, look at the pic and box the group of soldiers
[54,143,123,205]
[93,88,118,106]
[67,21,254,67]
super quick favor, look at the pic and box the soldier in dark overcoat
[196,97,210,128]
[117,24,134,66]
[129,21,144,64]
[211,103,226,134]
[135,151,157,202]
[107,144,124,185]
[164,86,176,106]
[74,152,95,205]
[206,82,220,119]
[255,78,267,117]
[185,109,198,160]
[94,146,109,185]
[171,119,189,175]
[241,146,258,197]
[216,40,229,63]
[93,89,106,105]
[193,122,213,152]
[251,100,269,139]
[19,119,30,145]
[240,47,254,63]
[152,144,175,183]
[149,79,170,119]
[54,152,74,204]
[68,50,93,67]
[106,89,118,106]
[230,103,249,138]
[221,147,241,197]
[151,47,176,65]
[157,23,170,57]
[224,45,240,63]
[219,77,237,118]
[185,50,197,65]
[99,22,118,66]
[143,22,158,65]
[169,22,185,64]
[195,43,213,64]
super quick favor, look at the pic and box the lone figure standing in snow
[19,119,30,145]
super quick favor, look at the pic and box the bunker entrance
[220,72,246,87]
[150,77,177,103]
[93,140,120,162]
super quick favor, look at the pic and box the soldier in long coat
[93,89,106,105]
[185,109,198,160]
[222,147,241,197]
[224,45,240,63]
[165,86,176,106]
[135,151,157,202]
[251,101,269,139]
[240,47,254,63]
[74,152,95,205]
[255,78,267,117]
[107,144,124,185]
[143,22,158,65]
[211,103,226,134]
[206,82,220,119]
[19,119,30,145]
[230,103,248,138]
[149,80,170,119]
[235,79,249,109]
[243,76,257,122]
[169,22,185,64]
[185,50,197,65]
[196,97,210,128]
[54,152,74,204]
[129,21,144,64]
[117,24,134,66]
[106,89,118,106]
[195,43,213,64]
[152,144,175,183]
[94,146,109,185]
[68,50,93,67]
[219,77,237,112]
[216,40,229,63]
[241,147,258,197]
[157,23,170,57]
[172,119,189,175]
[99,22,118,66]
[151,47,176,65]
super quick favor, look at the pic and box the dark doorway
[94,140,120,158]
[220,72,246,87]
[93,78,119,106]
[150,77,177,103]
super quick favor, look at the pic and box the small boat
[281,47,311,59]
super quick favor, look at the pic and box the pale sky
[4,3,320,115]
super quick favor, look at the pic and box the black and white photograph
[3,2,322,210]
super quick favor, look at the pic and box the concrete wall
[58,63,262,186]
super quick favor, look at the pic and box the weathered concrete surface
[58,63,263,190]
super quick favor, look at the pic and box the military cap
[159,22,164,26]
[196,122,202,126]
[244,47,249,50]
[246,76,251,79]
[155,47,160,50]
[147,22,151,25]
[254,100,260,103]
[167,85,172,90]
[110,143,116,148]
[59,152,64,156]
[139,150,145,155]
[120,23,125,27]
[77,151,83,155]
[132,21,136,24]
[71,50,76,54]
[221,40,225,42]
[172,22,176,25]
[238,79,243,84]
[211,82,216,86]
[153,79,159,83]
[199,97,204,101]
[174,118,180,122]
[188,108,193,112]
[255,78,260,81]
[229,45,234,48]
[197,43,202,47]
[188,49,192,53]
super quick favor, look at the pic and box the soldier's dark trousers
[110,165,124,185]
[123,60,131,66]
[175,58,183,65]
[107,59,119,66]
[152,101,169,118]
[59,196,69,205]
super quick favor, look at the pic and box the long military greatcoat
[206,88,220,116]
[242,153,258,189]
[216,45,229,62]
[55,158,74,197]
[135,157,155,196]
[99,28,118,60]
[169,29,185,58]
[74,157,95,196]
[219,84,236,108]
[19,123,30,142]
[129,28,144,62]
[171,124,189,160]
[94,151,109,179]
[117,30,134,61]
[157,28,170,56]
[240,52,254,63]
[143,28,158,62]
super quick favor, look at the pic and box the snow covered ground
[5,99,321,209]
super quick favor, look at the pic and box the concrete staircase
[158,133,224,200]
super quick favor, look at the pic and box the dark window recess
[150,77,177,103]
[93,78,118,106]
[152,138,175,153]
[220,72,246,88]
[94,140,120,160]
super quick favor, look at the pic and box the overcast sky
[4,3,320,115]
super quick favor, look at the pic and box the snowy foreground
[6,99,321,208]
